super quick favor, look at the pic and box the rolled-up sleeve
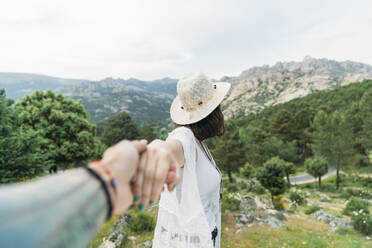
[0,168,108,248]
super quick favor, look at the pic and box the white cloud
[0,0,371,80]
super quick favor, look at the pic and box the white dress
[153,127,222,248]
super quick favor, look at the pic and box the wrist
[89,162,116,211]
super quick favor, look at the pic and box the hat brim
[170,82,231,125]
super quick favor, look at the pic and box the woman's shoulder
[167,127,196,145]
[168,126,194,137]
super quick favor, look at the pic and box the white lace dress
[153,127,222,248]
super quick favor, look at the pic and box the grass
[87,214,121,248]
[221,212,369,248]
[87,208,156,248]
[88,171,372,248]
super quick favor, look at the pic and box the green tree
[311,110,353,189]
[305,156,328,188]
[256,157,287,203]
[139,124,157,143]
[283,161,296,186]
[0,90,47,182]
[360,90,372,153]
[210,122,246,183]
[101,111,140,146]
[261,137,300,164]
[240,124,267,166]
[15,90,104,171]
[369,151,372,163]
[240,162,255,179]
[269,109,295,143]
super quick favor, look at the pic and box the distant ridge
[1,56,372,124]
[222,56,372,118]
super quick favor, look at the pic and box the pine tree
[360,90,372,153]
[305,156,328,188]
[210,122,245,183]
[256,157,287,203]
[311,110,353,189]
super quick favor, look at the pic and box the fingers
[165,163,179,192]
[140,148,158,209]
[149,151,171,204]
[131,139,148,153]
[133,151,147,205]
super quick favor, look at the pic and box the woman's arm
[0,140,148,248]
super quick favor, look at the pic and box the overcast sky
[0,0,371,81]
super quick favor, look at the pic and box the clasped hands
[90,139,180,214]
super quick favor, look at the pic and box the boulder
[114,213,131,230]
[321,195,331,202]
[137,241,152,248]
[240,195,256,211]
[235,211,255,227]
[99,231,126,248]
[311,210,352,230]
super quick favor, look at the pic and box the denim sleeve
[0,168,109,248]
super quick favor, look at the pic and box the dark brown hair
[175,105,225,141]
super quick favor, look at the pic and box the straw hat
[170,72,231,125]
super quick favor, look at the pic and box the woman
[148,73,231,248]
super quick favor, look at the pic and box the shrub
[352,212,372,236]
[304,205,322,215]
[256,157,287,202]
[342,197,370,216]
[273,195,285,210]
[240,162,255,179]
[129,212,155,233]
[225,182,239,193]
[289,188,307,206]
[345,188,372,200]
[250,184,267,195]
[222,192,241,211]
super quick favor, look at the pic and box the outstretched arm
[0,140,148,248]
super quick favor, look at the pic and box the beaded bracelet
[90,160,118,213]
[85,167,113,220]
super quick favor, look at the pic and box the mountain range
[1,56,372,124]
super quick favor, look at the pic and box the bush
[240,162,255,179]
[304,205,322,215]
[129,212,155,233]
[345,188,372,200]
[273,195,285,210]
[250,184,267,195]
[225,182,239,193]
[342,197,370,216]
[222,193,241,211]
[352,213,372,236]
[289,188,307,206]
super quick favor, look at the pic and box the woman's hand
[90,140,147,214]
[132,139,181,210]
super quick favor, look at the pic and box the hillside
[0,73,87,100]
[55,77,177,124]
[222,56,372,118]
[0,73,177,124]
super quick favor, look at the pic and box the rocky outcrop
[222,56,372,119]
[311,210,352,230]
[234,195,286,232]
[99,214,131,248]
